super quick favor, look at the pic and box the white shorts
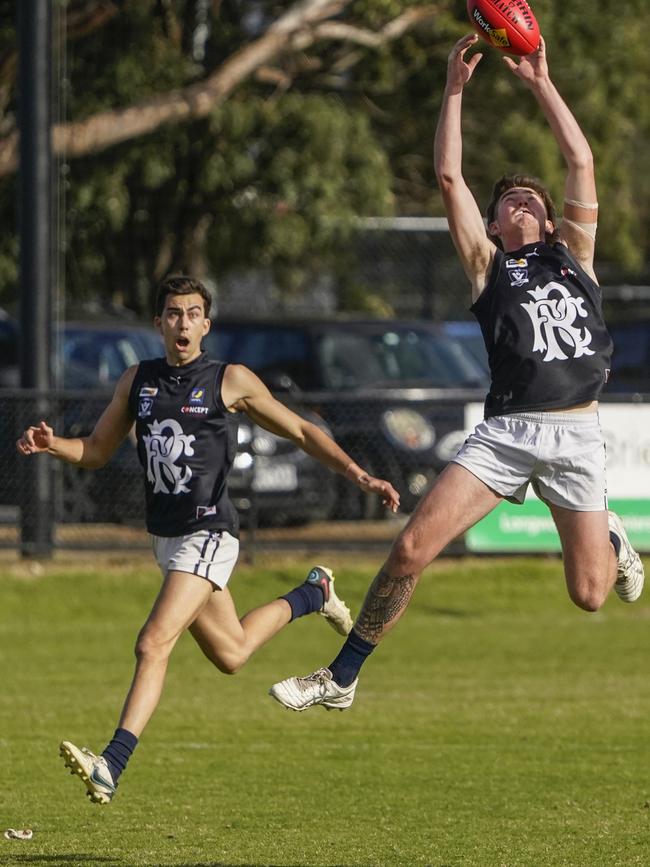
[452,411,607,511]
[152,529,239,589]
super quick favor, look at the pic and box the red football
[466,0,540,56]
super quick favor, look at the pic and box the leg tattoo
[355,569,417,643]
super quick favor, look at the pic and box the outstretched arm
[503,38,597,277]
[16,367,136,468]
[222,364,400,512]
[434,33,496,302]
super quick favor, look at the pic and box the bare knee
[389,528,435,574]
[566,575,609,612]
[198,645,249,675]
[135,625,175,663]
[214,654,246,675]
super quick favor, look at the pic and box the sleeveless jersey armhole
[471,248,503,313]
[127,361,144,418]
[214,362,229,412]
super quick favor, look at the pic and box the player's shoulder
[222,363,267,408]
[222,362,256,384]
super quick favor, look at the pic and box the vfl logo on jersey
[138,397,154,418]
[142,418,195,495]
[521,281,595,362]
[506,257,529,287]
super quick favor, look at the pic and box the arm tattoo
[355,569,417,643]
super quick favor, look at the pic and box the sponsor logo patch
[139,386,159,397]
[197,505,218,518]
[181,405,209,415]
[189,387,205,405]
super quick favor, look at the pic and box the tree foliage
[0,0,648,313]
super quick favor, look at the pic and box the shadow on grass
[2,856,122,865]
[2,859,378,867]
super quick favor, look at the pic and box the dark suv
[204,318,489,516]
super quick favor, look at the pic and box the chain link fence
[1,385,478,556]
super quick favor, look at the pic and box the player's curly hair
[486,174,560,249]
[155,275,212,318]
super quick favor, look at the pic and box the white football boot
[269,667,358,712]
[305,566,353,636]
[608,511,645,603]
[60,740,116,804]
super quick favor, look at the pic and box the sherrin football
[467,0,540,56]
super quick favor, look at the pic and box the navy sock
[281,582,325,621]
[610,530,621,557]
[329,629,376,687]
[102,728,138,784]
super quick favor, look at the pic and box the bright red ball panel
[467,0,541,56]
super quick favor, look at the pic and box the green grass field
[2,552,649,867]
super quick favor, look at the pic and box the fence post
[17,0,54,557]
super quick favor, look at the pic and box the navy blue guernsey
[128,353,240,537]
[471,242,612,418]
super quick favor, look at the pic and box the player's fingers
[453,33,478,59]
[502,56,518,73]
[17,435,36,454]
[22,426,37,446]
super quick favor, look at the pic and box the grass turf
[1,553,649,866]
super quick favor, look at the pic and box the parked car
[607,320,650,395]
[203,318,489,516]
[0,314,334,527]
[441,320,489,376]
[0,313,165,388]
[228,413,337,527]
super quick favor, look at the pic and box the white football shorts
[452,410,607,511]
[152,529,239,589]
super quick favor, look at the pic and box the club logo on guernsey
[521,281,595,362]
[143,418,195,494]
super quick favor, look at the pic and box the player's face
[155,292,210,365]
[492,187,553,241]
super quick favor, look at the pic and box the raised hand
[502,35,549,86]
[446,33,483,90]
[16,420,55,455]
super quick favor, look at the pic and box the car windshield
[316,328,486,390]
[204,325,312,388]
[206,323,487,390]
[63,327,164,386]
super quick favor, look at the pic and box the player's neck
[501,227,544,253]
[165,348,203,367]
